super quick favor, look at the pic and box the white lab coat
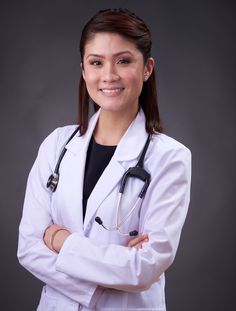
[17,109,191,311]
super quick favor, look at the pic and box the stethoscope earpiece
[95,216,103,225]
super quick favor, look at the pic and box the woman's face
[82,32,154,116]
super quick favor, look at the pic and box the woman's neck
[93,108,138,146]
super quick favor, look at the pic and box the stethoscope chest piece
[46,126,80,193]
[47,173,59,192]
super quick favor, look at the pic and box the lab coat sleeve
[17,129,100,308]
[55,144,192,293]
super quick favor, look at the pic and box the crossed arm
[43,224,149,253]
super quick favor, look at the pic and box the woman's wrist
[50,228,67,253]
[44,225,71,253]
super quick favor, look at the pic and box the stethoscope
[47,127,152,237]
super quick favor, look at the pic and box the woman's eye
[90,60,102,66]
[117,58,130,64]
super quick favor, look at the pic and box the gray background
[1,0,235,310]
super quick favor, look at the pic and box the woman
[18,8,191,311]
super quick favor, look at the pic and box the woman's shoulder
[44,124,78,141]
[145,133,191,177]
[38,124,79,156]
[52,124,79,143]
[151,132,191,160]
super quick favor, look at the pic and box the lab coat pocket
[37,286,79,311]
[37,286,57,311]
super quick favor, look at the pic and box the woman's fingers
[128,234,149,248]
[132,239,149,249]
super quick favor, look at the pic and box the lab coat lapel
[63,111,100,232]
[83,109,148,231]
[83,158,125,230]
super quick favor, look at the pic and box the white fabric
[18,109,191,310]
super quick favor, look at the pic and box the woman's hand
[128,234,149,249]
[43,224,71,253]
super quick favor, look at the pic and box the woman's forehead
[84,32,140,56]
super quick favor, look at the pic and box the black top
[82,136,117,220]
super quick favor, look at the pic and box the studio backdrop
[0,1,235,310]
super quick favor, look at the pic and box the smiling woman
[17,8,191,311]
[82,32,154,145]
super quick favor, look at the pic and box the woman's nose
[102,63,120,82]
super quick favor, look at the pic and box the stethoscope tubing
[98,194,142,233]
[95,135,152,236]
[47,126,152,237]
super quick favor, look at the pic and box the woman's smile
[82,32,150,115]
[99,87,125,96]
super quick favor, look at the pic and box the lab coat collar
[113,108,148,162]
[65,108,148,163]
[65,110,100,156]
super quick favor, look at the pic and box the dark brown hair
[78,8,163,135]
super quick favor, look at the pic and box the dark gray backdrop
[1,0,235,310]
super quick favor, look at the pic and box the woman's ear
[144,57,155,80]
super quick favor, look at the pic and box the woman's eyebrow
[85,50,134,59]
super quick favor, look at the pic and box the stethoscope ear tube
[119,134,151,198]
[119,167,151,198]
[95,134,152,237]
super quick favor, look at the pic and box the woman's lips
[100,88,125,96]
